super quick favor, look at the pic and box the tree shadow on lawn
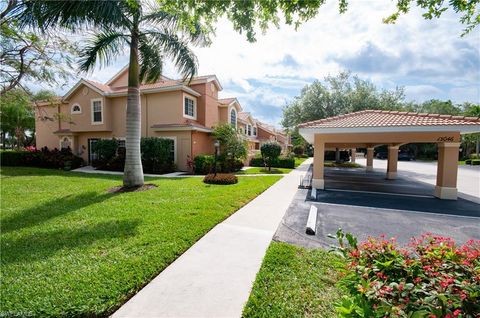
[1,192,117,234]
[1,219,140,265]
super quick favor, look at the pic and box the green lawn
[294,157,308,167]
[236,167,293,174]
[0,167,281,317]
[243,242,345,318]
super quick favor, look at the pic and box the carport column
[434,142,460,200]
[312,135,325,189]
[386,145,399,179]
[351,148,356,163]
[366,147,374,171]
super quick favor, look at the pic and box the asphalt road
[273,165,480,248]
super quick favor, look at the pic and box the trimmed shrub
[203,173,238,185]
[249,157,265,167]
[249,156,295,169]
[0,147,83,170]
[470,153,479,159]
[194,154,215,174]
[193,155,243,174]
[276,157,295,168]
[92,139,118,162]
[141,137,175,174]
[331,230,480,317]
[219,157,244,173]
[0,151,29,166]
[92,137,175,174]
[261,142,282,171]
[293,145,305,156]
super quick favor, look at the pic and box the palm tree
[13,0,207,187]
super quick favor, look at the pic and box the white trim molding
[229,106,237,128]
[90,98,104,125]
[183,94,197,120]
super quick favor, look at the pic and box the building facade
[35,67,291,171]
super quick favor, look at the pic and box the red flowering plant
[330,229,480,317]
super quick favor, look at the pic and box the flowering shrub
[203,173,238,185]
[330,229,480,318]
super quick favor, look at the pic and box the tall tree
[13,1,208,188]
[414,99,462,115]
[162,0,480,39]
[0,2,76,95]
[281,72,406,128]
[0,88,35,149]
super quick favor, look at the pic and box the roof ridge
[298,109,480,128]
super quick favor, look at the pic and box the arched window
[71,104,82,114]
[230,108,237,127]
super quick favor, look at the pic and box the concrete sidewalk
[113,158,313,318]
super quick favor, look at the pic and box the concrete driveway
[356,158,480,203]
[274,166,480,248]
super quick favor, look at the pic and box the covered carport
[299,110,480,200]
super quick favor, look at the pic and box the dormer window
[184,96,196,119]
[71,104,82,114]
[230,108,237,127]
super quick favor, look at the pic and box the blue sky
[40,0,479,127]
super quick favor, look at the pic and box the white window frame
[91,98,104,125]
[161,136,177,164]
[71,103,82,114]
[183,96,196,120]
[253,126,257,136]
[229,107,237,128]
[247,124,252,136]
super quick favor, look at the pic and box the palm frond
[11,0,131,31]
[146,30,199,82]
[140,8,210,47]
[78,31,128,73]
[138,34,163,83]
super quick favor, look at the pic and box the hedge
[249,156,295,169]
[92,137,175,174]
[194,154,215,174]
[0,147,84,170]
[465,159,480,165]
[193,154,243,174]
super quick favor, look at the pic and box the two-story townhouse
[238,112,260,151]
[34,67,242,171]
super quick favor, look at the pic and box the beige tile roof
[86,79,183,94]
[218,98,236,105]
[298,110,480,129]
[238,112,251,121]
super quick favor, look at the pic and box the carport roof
[298,110,480,129]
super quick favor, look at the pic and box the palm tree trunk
[123,30,144,187]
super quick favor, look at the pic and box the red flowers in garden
[331,229,480,317]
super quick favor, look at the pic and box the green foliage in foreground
[243,242,345,318]
[0,167,280,316]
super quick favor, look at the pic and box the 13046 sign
[437,136,455,142]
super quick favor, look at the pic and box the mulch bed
[107,183,158,193]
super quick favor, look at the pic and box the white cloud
[28,0,478,126]
[404,85,444,102]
